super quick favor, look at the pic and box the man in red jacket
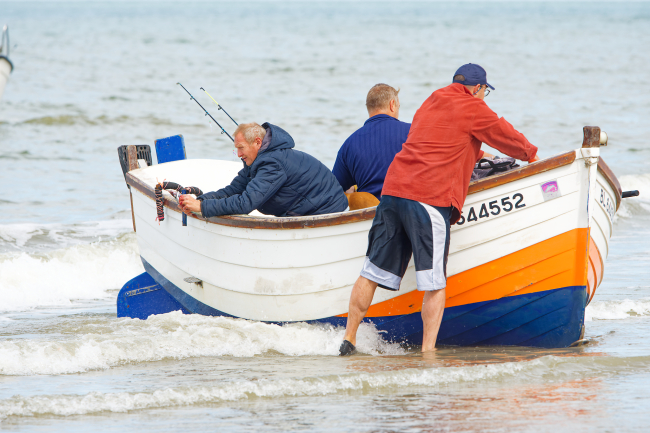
[339,64,539,355]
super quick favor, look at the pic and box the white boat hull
[121,127,621,347]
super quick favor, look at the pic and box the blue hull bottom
[316,286,586,348]
[117,259,586,348]
[117,272,189,320]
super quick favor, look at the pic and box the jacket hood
[260,122,295,153]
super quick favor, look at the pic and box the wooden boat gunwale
[125,149,598,230]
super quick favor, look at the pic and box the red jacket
[382,83,538,224]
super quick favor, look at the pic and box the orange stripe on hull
[587,237,604,305]
[339,228,591,318]
[446,228,590,308]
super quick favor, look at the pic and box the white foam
[0,356,549,419]
[615,173,650,221]
[0,233,143,313]
[0,223,45,249]
[585,298,650,321]
[0,311,404,376]
[0,219,133,254]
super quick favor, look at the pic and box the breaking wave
[0,312,404,376]
[0,362,534,418]
[0,219,133,254]
[2,354,649,419]
[0,227,143,313]
[615,173,650,221]
[585,298,650,321]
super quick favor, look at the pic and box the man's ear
[473,85,481,96]
[255,136,263,148]
[389,99,397,112]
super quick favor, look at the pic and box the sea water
[1,1,649,431]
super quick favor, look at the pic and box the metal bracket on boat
[622,190,640,198]
[125,285,161,298]
[569,339,590,347]
[183,276,203,287]
[569,325,589,347]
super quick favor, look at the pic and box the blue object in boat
[181,188,187,226]
[155,135,186,164]
[117,271,190,319]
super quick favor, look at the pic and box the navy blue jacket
[332,114,411,199]
[199,123,348,217]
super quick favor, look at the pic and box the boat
[117,126,635,348]
[0,25,13,102]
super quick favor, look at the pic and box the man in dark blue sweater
[179,122,348,218]
[332,84,411,200]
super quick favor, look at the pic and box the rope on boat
[154,181,203,222]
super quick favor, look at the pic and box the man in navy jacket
[179,122,348,218]
[332,84,411,200]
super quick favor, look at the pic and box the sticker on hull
[541,180,561,201]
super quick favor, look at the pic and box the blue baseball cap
[452,63,495,90]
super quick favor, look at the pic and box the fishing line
[177,82,234,142]
[200,87,238,126]
[199,87,244,162]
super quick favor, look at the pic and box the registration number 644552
[456,193,526,226]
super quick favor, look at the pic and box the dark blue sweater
[198,123,348,218]
[332,114,411,199]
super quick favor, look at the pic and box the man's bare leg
[342,276,378,346]
[421,288,446,352]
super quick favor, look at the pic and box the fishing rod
[200,87,238,126]
[177,82,234,142]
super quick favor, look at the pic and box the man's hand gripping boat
[118,126,625,348]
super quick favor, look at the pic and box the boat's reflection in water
[341,345,609,430]
[346,344,605,372]
[390,376,604,431]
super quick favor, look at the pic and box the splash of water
[0,311,404,376]
[614,173,650,222]
[585,298,650,322]
[0,230,143,313]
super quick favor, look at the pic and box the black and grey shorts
[360,195,452,291]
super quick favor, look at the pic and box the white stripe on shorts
[415,202,448,291]
[360,257,402,291]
